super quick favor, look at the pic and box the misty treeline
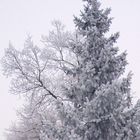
[2,0,140,139]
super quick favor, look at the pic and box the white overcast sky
[0,0,140,139]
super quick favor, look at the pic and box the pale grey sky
[0,0,140,139]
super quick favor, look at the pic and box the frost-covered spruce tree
[58,0,139,139]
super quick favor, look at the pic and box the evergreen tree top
[74,0,112,36]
